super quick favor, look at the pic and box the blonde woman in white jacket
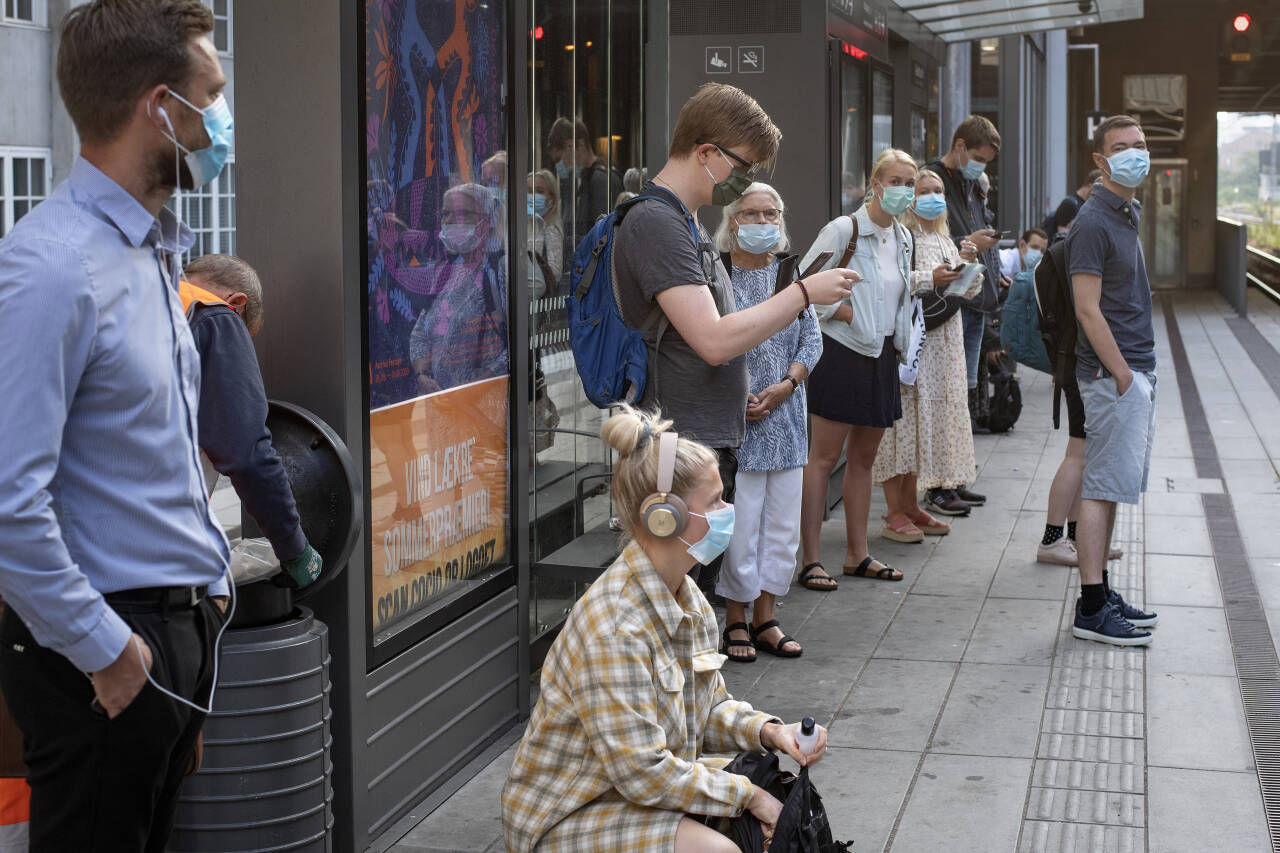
[797,149,916,588]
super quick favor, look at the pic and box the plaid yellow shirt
[502,541,778,851]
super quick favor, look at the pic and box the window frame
[202,0,233,56]
[0,146,53,237]
[1,0,48,29]
[170,155,236,263]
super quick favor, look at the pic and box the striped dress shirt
[0,157,229,674]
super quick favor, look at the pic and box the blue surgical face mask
[878,185,915,217]
[962,153,986,181]
[1022,247,1043,269]
[162,91,233,188]
[913,192,947,220]
[527,193,548,217]
[736,223,780,254]
[1104,147,1150,188]
[440,224,480,255]
[679,504,735,565]
[490,186,507,207]
[555,160,571,181]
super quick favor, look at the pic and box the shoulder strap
[838,214,859,268]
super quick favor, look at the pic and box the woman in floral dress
[872,169,980,535]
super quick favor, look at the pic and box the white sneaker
[1037,538,1079,566]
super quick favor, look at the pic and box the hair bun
[600,404,672,458]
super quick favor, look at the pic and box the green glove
[278,543,323,589]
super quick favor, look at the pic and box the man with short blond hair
[612,82,858,599]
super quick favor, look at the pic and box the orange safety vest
[178,279,228,321]
[0,777,28,827]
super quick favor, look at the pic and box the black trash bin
[168,402,360,853]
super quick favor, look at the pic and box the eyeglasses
[734,207,781,223]
[697,140,761,178]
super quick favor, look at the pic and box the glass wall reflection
[527,0,647,638]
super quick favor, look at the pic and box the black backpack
[706,751,853,853]
[983,357,1022,433]
[1034,239,1077,429]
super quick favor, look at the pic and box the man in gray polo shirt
[1067,114,1160,646]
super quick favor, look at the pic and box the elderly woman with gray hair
[711,182,825,663]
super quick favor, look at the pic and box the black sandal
[798,562,839,591]
[750,619,802,658]
[721,622,756,663]
[843,556,904,581]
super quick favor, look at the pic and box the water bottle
[795,716,819,756]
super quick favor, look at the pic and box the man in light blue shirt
[0,2,233,849]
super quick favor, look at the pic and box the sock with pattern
[1080,583,1107,617]
[1067,521,1077,541]
[1042,524,1064,546]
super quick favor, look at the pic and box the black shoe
[1072,599,1152,646]
[956,486,986,505]
[1109,589,1158,628]
[926,488,971,517]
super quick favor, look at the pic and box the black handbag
[919,288,962,330]
[705,751,853,853]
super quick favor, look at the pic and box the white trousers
[716,467,804,604]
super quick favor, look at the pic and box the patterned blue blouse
[730,259,823,472]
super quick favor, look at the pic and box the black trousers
[0,597,221,853]
[693,446,739,598]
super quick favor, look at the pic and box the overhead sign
[829,0,888,41]
[737,45,764,74]
[706,46,731,74]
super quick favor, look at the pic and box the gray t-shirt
[614,198,747,448]
[1066,184,1156,380]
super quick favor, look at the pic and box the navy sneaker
[1072,599,1153,646]
[1109,589,1158,628]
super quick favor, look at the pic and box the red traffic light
[1233,13,1251,32]
[532,25,545,40]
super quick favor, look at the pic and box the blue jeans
[961,307,985,389]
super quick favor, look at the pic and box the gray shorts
[1079,370,1157,504]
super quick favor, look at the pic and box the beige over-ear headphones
[639,431,688,538]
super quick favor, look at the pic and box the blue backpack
[565,185,701,407]
[1000,268,1052,374]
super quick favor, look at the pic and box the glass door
[527,0,646,646]
[1135,159,1187,289]
[835,41,868,216]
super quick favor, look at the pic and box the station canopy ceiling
[899,0,1144,43]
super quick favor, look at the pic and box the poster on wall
[364,0,510,642]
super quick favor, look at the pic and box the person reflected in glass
[408,183,508,394]
[527,169,562,457]
[482,150,507,210]
[502,406,828,853]
[527,168,562,299]
[712,183,825,662]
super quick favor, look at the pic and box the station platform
[371,289,1280,853]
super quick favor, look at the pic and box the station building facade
[1,0,1094,847]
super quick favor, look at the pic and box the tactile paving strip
[1019,503,1149,851]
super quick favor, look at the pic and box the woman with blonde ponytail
[502,406,828,852]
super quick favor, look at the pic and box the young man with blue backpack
[566,83,857,597]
